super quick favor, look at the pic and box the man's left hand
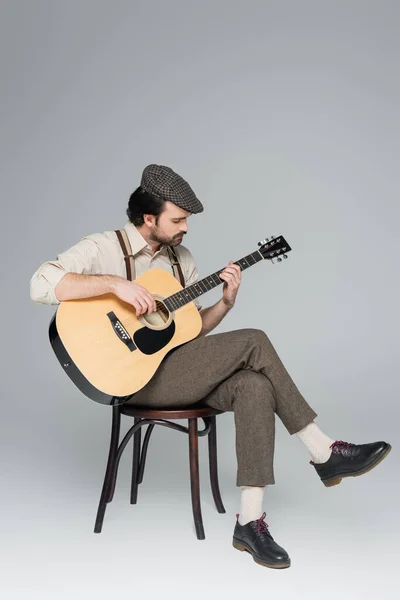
[219,260,242,308]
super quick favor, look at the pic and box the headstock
[257,236,292,263]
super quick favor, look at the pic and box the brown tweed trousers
[125,328,317,487]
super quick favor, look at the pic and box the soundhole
[142,299,171,328]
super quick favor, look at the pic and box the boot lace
[309,440,355,465]
[330,440,354,456]
[255,512,270,536]
[236,512,272,536]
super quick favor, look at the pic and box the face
[145,201,190,247]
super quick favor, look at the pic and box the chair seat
[120,403,224,420]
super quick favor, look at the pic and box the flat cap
[140,164,204,213]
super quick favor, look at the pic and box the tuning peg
[258,239,267,246]
[283,254,288,259]
[277,257,282,262]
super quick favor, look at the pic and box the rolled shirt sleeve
[29,235,104,305]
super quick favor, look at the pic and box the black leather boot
[311,440,391,487]
[232,512,291,569]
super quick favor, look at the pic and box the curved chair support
[198,417,212,437]
[110,419,189,504]
[137,423,155,484]
[136,417,211,486]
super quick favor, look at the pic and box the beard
[149,226,184,247]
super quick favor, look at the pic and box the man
[30,164,391,569]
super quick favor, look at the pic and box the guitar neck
[163,249,264,312]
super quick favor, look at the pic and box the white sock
[296,421,335,463]
[238,485,265,525]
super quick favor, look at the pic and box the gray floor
[3,416,398,600]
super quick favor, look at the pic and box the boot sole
[232,538,291,569]
[322,444,392,487]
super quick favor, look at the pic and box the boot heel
[324,477,342,487]
[232,538,247,552]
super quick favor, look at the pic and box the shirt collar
[124,221,167,256]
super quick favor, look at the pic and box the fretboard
[163,250,264,312]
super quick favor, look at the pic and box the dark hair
[126,186,166,226]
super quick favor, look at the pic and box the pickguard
[133,321,176,355]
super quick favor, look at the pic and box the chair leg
[188,418,205,540]
[208,416,226,513]
[138,424,155,484]
[130,417,142,504]
[94,405,121,533]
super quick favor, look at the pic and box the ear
[143,213,156,227]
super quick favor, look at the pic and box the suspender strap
[166,245,185,288]
[115,229,135,281]
[115,229,185,288]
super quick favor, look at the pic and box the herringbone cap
[140,164,204,213]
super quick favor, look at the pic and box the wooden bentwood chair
[94,402,226,540]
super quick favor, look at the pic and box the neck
[136,225,161,254]
[163,248,265,312]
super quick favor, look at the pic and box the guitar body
[49,268,202,405]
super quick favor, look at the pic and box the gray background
[1,1,399,598]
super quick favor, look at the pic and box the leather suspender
[115,229,136,281]
[114,229,185,287]
[166,245,185,288]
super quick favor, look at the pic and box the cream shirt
[30,222,202,310]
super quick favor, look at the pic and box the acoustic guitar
[49,235,292,405]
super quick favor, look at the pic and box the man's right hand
[113,279,157,315]
[53,273,157,315]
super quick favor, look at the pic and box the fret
[198,281,208,294]
[164,298,172,311]
[186,287,196,300]
[169,296,179,310]
[206,276,215,287]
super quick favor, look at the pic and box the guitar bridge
[107,312,136,352]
